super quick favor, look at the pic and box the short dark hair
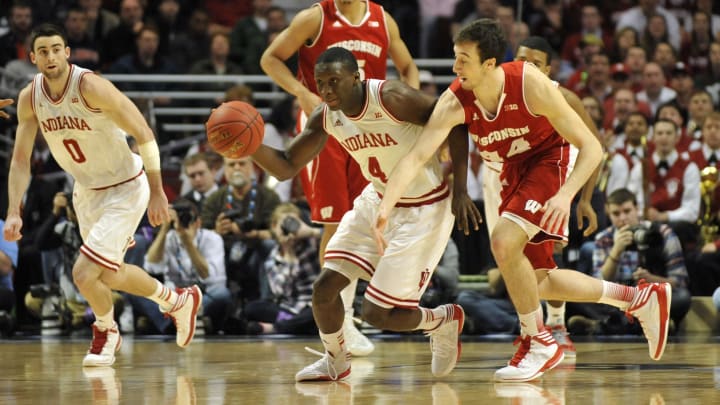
[454,18,507,63]
[30,23,67,52]
[518,36,554,64]
[654,118,677,132]
[606,188,637,207]
[316,47,358,72]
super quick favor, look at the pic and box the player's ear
[483,57,497,70]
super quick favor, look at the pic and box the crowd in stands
[0,0,719,338]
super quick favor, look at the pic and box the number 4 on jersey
[368,156,387,182]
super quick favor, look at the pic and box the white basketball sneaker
[165,285,203,348]
[82,322,122,367]
[426,304,465,377]
[494,330,564,382]
[626,281,671,360]
[343,314,374,357]
[295,347,352,382]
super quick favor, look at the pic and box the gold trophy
[699,166,719,246]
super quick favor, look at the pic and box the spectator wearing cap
[615,0,682,52]
[669,62,696,117]
[637,62,677,117]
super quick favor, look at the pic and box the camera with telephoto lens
[172,201,197,228]
[224,208,258,232]
[280,216,301,236]
[625,222,664,268]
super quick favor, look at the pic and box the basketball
[206,101,264,158]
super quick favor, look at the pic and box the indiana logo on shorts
[419,268,430,291]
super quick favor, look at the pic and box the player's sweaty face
[315,62,357,111]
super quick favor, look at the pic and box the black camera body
[280,216,301,235]
[224,208,257,232]
[626,222,664,270]
[172,202,197,228]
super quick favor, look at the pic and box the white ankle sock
[94,308,115,331]
[519,305,544,336]
[416,306,446,331]
[545,302,566,327]
[598,281,635,310]
[147,280,178,310]
[320,328,347,357]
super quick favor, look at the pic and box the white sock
[416,306,447,331]
[147,280,178,311]
[519,305,544,336]
[598,281,636,310]
[94,307,115,331]
[320,328,347,356]
[546,302,566,327]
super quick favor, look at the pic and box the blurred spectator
[418,0,459,58]
[153,0,187,64]
[682,10,714,77]
[261,96,301,202]
[624,45,648,93]
[581,95,606,141]
[668,62,695,117]
[451,0,497,39]
[79,0,120,43]
[572,52,612,103]
[603,88,649,139]
[651,42,678,76]
[141,198,231,334]
[609,27,639,64]
[563,34,605,92]
[456,268,518,335]
[244,202,322,335]
[100,0,146,69]
[686,90,715,150]
[615,0,681,51]
[188,32,243,103]
[656,102,689,153]
[0,36,36,99]
[228,0,274,75]
[65,6,101,71]
[682,0,720,39]
[561,4,614,70]
[181,152,220,210]
[0,1,33,67]
[637,62,677,117]
[418,69,437,97]
[204,0,253,35]
[641,13,672,56]
[606,112,650,195]
[167,7,211,72]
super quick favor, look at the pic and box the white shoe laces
[304,347,339,380]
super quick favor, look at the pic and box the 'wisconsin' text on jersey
[473,125,530,146]
[328,40,382,57]
[340,132,399,151]
[41,116,92,132]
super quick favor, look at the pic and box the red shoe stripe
[180,286,202,347]
[652,284,670,360]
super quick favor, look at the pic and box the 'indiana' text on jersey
[473,125,530,147]
[41,116,92,132]
[340,132,399,151]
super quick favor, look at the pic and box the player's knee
[312,270,348,305]
[360,300,390,329]
[71,264,94,291]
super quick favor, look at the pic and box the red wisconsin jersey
[297,0,389,94]
[449,61,568,164]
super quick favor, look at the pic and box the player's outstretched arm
[4,87,38,241]
[384,12,419,89]
[80,73,169,226]
[251,104,328,180]
[260,6,322,115]
[447,125,481,234]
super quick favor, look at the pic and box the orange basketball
[205,101,264,158]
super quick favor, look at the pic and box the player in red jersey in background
[377,19,672,382]
[260,0,418,356]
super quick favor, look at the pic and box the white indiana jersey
[321,79,447,205]
[32,64,142,189]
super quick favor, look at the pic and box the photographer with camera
[200,156,280,328]
[139,198,231,334]
[244,203,322,335]
[571,188,691,334]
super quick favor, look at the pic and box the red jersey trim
[91,170,144,190]
[41,64,74,105]
[333,0,371,27]
[324,249,375,277]
[376,182,449,207]
[366,284,419,309]
[78,72,102,113]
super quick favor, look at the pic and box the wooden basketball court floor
[2,335,719,404]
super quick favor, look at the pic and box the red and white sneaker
[82,322,122,367]
[165,285,203,348]
[295,347,352,382]
[426,304,465,377]
[626,281,671,360]
[494,330,564,382]
[547,325,576,358]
